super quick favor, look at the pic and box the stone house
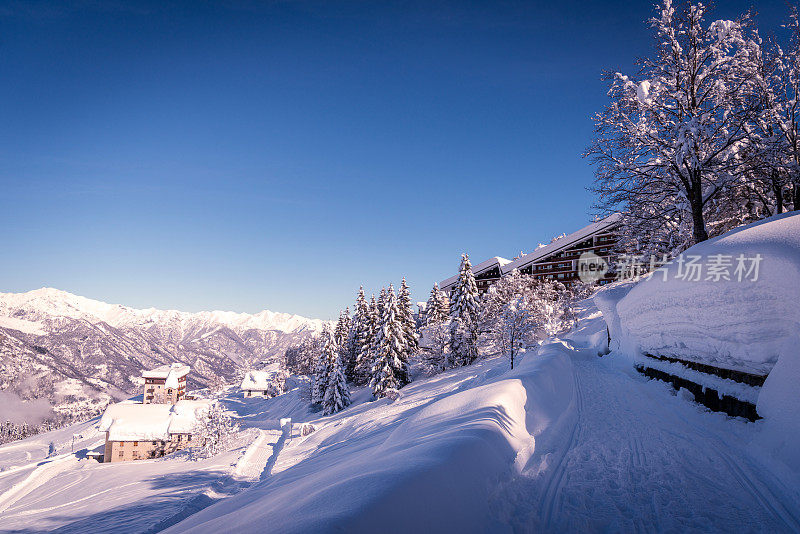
[143,363,190,404]
[98,400,210,462]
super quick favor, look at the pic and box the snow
[3,291,800,531]
[143,363,191,380]
[240,370,275,391]
[161,302,800,533]
[98,400,210,441]
[0,316,45,335]
[637,80,652,104]
[596,212,800,471]
[602,213,800,375]
[0,287,327,334]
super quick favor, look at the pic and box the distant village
[95,364,283,463]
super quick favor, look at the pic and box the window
[133,441,138,447]
[119,451,124,458]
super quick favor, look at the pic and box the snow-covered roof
[98,399,211,441]
[501,213,621,274]
[142,363,190,381]
[440,256,512,290]
[240,370,277,391]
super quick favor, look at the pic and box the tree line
[284,256,592,415]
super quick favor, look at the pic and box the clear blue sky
[0,0,789,319]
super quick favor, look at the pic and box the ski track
[538,364,583,528]
[508,347,800,533]
[0,454,78,515]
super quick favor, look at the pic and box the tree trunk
[689,174,709,244]
[772,170,783,215]
[794,182,800,212]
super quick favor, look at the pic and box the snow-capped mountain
[0,288,325,422]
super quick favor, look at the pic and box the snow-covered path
[504,341,800,533]
[234,429,283,481]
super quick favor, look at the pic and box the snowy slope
[0,288,326,424]
[3,301,800,532]
[166,303,800,533]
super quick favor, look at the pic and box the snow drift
[607,213,800,375]
[595,212,800,469]
[164,349,574,533]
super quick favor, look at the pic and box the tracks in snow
[0,455,78,515]
[539,363,584,528]
[506,345,800,533]
[234,424,290,483]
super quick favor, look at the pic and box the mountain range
[0,288,325,424]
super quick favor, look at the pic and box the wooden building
[501,213,621,286]
[439,214,621,294]
[440,256,511,295]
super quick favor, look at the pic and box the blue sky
[0,0,789,319]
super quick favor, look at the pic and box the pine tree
[370,285,411,398]
[425,283,450,326]
[449,254,480,367]
[334,307,354,379]
[397,277,419,356]
[372,288,388,360]
[334,308,350,348]
[435,285,450,320]
[323,351,351,415]
[355,294,379,385]
[311,325,333,405]
[348,287,370,382]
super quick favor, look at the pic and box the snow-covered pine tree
[311,325,333,405]
[348,287,370,382]
[354,294,379,385]
[323,350,351,415]
[436,285,450,320]
[397,277,418,356]
[370,284,411,398]
[334,307,354,378]
[372,287,388,360]
[334,308,350,348]
[425,283,450,326]
[449,254,480,367]
[423,286,435,326]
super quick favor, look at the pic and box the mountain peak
[0,288,325,334]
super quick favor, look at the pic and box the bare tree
[587,0,765,256]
